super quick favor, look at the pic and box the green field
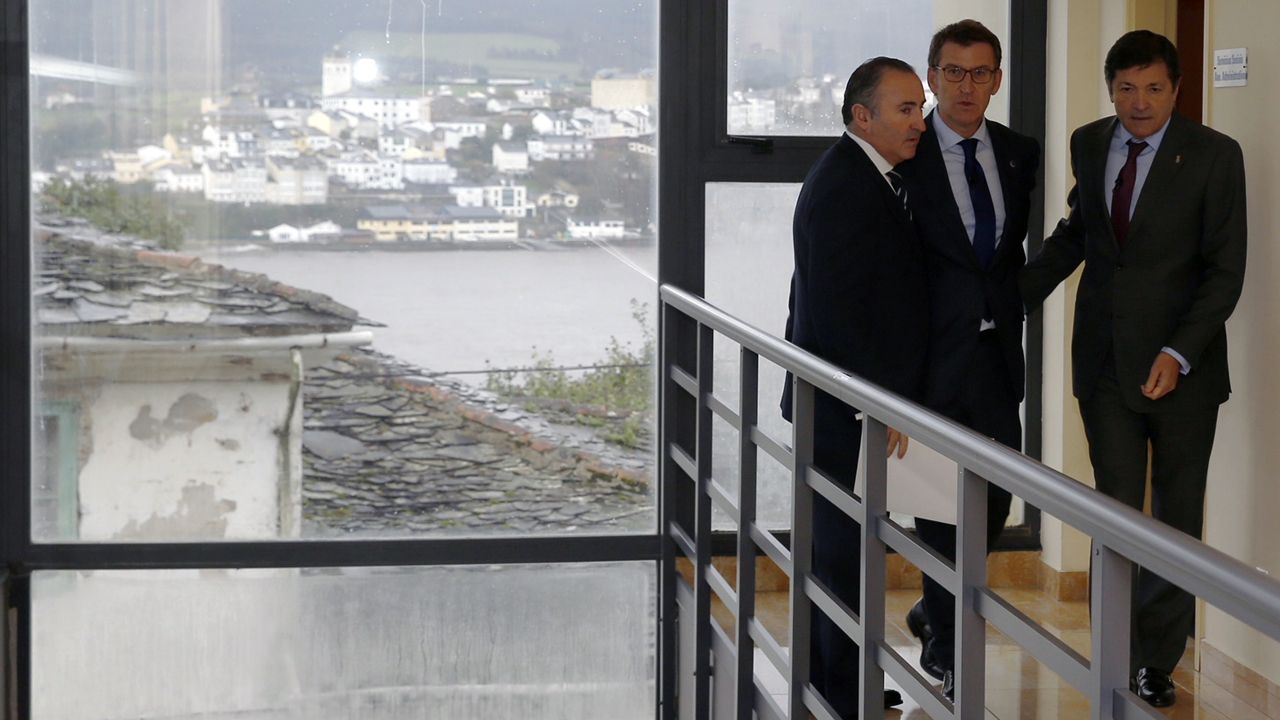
[338,31,582,81]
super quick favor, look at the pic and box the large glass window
[727,0,1012,135]
[29,0,658,542]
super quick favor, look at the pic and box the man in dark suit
[1020,30,1247,708]
[894,19,1040,701]
[781,56,928,717]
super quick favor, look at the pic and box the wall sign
[1213,47,1248,88]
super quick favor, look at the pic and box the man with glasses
[895,19,1040,701]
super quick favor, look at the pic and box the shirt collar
[931,111,992,152]
[1114,116,1172,153]
[844,129,896,180]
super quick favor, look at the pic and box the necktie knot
[1126,139,1149,160]
[960,137,980,161]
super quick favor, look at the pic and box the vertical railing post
[1090,544,1133,720]
[955,467,989,717]
[859,417,888,718]
[693,323,715,718]
[787,378,816,720]
[657,301,680,720]
[734,348,759,720]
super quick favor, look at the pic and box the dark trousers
[809,403,863,719]
[914,331,1019,669]
[1078,366,1219,675]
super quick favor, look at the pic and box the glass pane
[33,563,654,720]
[727,0,1011,135]
[704,182,1025,529]
[30,0,658,541]
[705,183,799,529]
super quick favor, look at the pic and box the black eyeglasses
[933,65,998,84]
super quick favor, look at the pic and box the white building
[403,161,458,185]
[320,90,430,130]
[267,221,342,243]
[379,126,436,158]
[357,205,518,242]
[201,125,259,161]
[449,181,530,218]
[566,217,626,240]
[591,71,655,111]
[301,127,336,153]
[531,110,581,137]
[431,121,488,150]
[202,160,268,203]
[260,94,316,127]
[446,206,520,241]
[492,142,529,174]
[527,135,594,162]
[265,156,328,205]
[727,95,777,131]
[326,151,403,190]
[261,128,302,158]
[153,165,205,194]
[515,87,551,105]
[322,50,354,98]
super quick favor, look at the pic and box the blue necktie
[961,138,997,269]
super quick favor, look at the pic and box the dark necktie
[960,138,997,269]
[887,170,910,218]
[1111,139,1148,245]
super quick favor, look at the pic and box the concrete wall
[41,350,304,541]
[1200,0,1280,686]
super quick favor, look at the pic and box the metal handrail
[659,283,1280,720]
[660,283,1280,640]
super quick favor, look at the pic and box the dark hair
[927,19,1002,69]
[1104,30,1182,88]
[842,56,916,125]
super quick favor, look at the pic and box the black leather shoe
[1131,667,1176,707]
[884,689,903,709]
[906,599,946,680]
[942,670,954,702]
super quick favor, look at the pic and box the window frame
[658,0,1048,555]
[1,1,1046,717]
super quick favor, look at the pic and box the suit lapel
[990,126,1023,265]
[916,116,978,267]
[1126,115,1191,245]
[1084,118,1121,252]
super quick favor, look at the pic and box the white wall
[76,378,294,540]
[1201,0,1280,686]
[1036,0,1126,573]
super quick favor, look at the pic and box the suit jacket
[896,113,1040,415]
[781,134,929,474]
[1020,113,1247,412]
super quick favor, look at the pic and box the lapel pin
[1175,154,1183,164]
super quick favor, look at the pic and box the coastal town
[35,50,687,248]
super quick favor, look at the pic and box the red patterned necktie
[1110,139,1148,245]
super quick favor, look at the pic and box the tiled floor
[723,587,1267,719]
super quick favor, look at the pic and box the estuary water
[218,244,660,382]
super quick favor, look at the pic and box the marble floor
[716,587,1270,719]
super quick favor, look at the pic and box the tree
[40,177,187,250]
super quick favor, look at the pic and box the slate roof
[34,221,366,338]
[302,349,653,535]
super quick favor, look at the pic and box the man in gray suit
[1020,30,1247,708]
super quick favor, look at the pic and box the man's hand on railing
[888,427,910,459]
